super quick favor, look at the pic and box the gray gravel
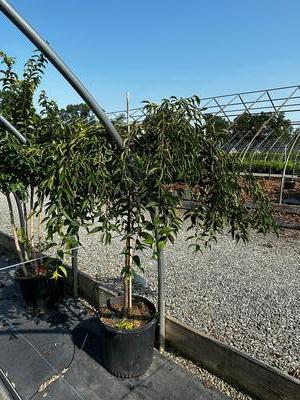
[163,349,253,400]
[0,194,299,400]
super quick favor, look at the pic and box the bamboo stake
[126,91,132,311]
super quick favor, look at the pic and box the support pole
[157,245,166,352]
[151,209,166,352]
[0,114,26,144]
[71,248,79,298]
[0,0,124,150]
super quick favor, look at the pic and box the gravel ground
[1,194,299,400]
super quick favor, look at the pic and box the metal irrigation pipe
[0,0,124,150]
[0,114,26,144]
[279,132,300,205]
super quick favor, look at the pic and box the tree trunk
[13,194,29,261]
[37,199,44,264]
[29,185,37,265]
[38,201,43,244]
[6,194,28,276]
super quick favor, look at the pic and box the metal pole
[157,245,166,352]
[0,114,26,144]
[71,248,79,298]
[150,209,166,352]
[0,0,124,150]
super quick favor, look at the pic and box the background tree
[59,103,96,125]
[203,113,230,133]
[231,112,293,146]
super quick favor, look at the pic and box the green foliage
[51,265,68,281]
[0,50,77,264]
[113,319,135,330]
[242,152,299,175]
[0,50,277,311]
[41,96,277,284]
[0,50,50,198]
[59,103,96,124]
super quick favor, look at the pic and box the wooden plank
[77,270,117,307]
[77,271,99,307]
[166,316,300,400]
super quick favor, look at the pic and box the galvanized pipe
[0,0,124,150]
[157,246,166,352]
[0,114,26,144]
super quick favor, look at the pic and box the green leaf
[89,226,103,234]
[132,255,141,267]
[57,249,64,259]
[58,265,67,278]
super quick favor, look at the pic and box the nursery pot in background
[99,295,157,378]
[15,266,65,308]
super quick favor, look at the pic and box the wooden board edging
[166,316,300,400]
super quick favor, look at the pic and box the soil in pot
[98,295,157,378]
[15,265,65,309]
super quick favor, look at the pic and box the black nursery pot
[99,296,157,378]
[15,266,65,308]
[47,277,65,307]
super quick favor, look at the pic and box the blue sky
[1,0,299,112]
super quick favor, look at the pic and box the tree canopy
[231,112,293,145]
[0,50,277,310]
